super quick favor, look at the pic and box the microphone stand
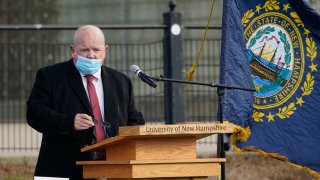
[152,75,255,91]
[151,75,255,180]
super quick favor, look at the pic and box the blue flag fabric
[220,0,320,176]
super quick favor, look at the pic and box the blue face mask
[75,55,102,75]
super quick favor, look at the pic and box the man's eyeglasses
[92,118,111,128]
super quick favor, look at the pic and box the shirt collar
[80,69,101,80]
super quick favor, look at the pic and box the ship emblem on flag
[243,1,316,122]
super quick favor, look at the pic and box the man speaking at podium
[27,25,145,179]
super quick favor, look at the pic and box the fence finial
[169,0,176,12]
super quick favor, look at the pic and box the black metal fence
[0,2,223,152]
[0,37,221,152]
[0,40,222,122]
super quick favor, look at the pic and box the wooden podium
[77,122,233,179]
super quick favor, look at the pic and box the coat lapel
[101,67,118,136]
[66,60,92,114]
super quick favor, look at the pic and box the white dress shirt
[80,69,105,121]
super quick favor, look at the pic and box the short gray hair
[73,25,105,44]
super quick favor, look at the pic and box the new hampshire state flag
[220,0,320,177]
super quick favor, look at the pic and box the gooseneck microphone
[129,65,157,88]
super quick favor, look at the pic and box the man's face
[70,30,108,64]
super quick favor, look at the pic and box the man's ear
[69,45,75,53]
[69,45,77,65]
[69,45,76,58]
[105,45,109,54]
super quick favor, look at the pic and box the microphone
[129,65,157,88]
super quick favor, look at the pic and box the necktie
[85,75,106,143]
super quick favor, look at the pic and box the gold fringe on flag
[230,124,251,153]
[230,124,320,178]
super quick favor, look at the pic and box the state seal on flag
[241,0,317,122]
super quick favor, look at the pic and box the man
[27,25,145,179]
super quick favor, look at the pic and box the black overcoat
[27,59,144,179]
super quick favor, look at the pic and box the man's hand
[74,113,94,130]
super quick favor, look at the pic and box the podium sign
[77,122,233,179]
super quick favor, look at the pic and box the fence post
[163,1,185,124]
